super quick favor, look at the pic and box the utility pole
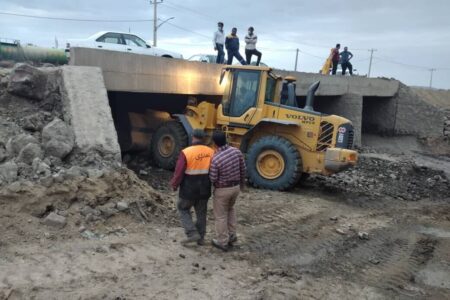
[429,68,436,88]
[368,48,377,77]
[150,0,163,46]
[294,48,299,71]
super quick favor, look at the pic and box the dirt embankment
[0,64,171,238]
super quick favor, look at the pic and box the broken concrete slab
[60,66,121,160]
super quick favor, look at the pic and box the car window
[189,55,202,61]
[96,33,123,44]
[123,34,147,47]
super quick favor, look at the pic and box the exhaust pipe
[304,81,320,111]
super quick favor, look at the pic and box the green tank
[0,40,68,65]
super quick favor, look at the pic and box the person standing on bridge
[213,22,225,64]
[331,43,341,75]
[340,46,354,75]
[225,28,247,65]
[170,129,214,246]
[209,131,247,252]
[245,26,262,66]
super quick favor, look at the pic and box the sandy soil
[1,166,449,300]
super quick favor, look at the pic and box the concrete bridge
[69,47,445,149]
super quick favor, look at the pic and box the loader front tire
[151,121,188,170]
[246,136,302,190]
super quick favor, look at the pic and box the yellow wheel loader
[150,65,357,190]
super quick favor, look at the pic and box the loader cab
[218,66,282,126]
[221,68,260,117]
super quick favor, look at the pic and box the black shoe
[212,239,228,252]
[228,233,237,246]
[181,233,201,245]
[197,238,205,246]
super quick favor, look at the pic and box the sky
[1,0,450,89]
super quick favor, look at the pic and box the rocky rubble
[312,154,449,201]
[445,113,450,138]
[0,63,169,229]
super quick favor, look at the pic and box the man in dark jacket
[340,46,354,75]
[331,43,341,75]
[225,28,247,65]
[170,129,214,245]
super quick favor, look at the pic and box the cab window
[265,76,276,103]
[224,70,260,117]
[96,33,123,44]
[122,34,147,47]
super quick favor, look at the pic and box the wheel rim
[256,150,285,179]
[158,134,175,158]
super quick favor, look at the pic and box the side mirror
[146,44,151,48]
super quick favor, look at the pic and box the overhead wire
[161,0,366,51]
[0,11,153,22]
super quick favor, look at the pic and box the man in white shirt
[244,27,262,66]
[213,22,225,64]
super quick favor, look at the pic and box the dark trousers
[177,197,208,239]
[332,60,339,75]
[227,49,247,65]
[216,43,225,64]
[245,49,262,65]
[342,61,353,75]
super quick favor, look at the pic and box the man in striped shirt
[209,131,246,251]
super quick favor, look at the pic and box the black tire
[150,121,188,170]
[246,136,302,190]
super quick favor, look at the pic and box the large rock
[6,133,39,156]
[42,212,67,229]
[41,118,75,159]
[0,161,18,183]
[17,143,44,165]
[7,63,47,101]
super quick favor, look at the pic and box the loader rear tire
[246,136,301,190]
[151,121,188,170]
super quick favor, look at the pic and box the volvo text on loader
[150,65,357,190]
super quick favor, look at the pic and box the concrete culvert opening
[107,91,221,153]
[362,96,396,136]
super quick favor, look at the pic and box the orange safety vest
[182,145,214,175]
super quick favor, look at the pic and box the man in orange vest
[170,129,214,245]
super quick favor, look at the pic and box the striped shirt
[209,145,246,188]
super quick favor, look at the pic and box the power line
[164,22,211,39]
[374,55,429,70]
[163,1,215,21]
[162,0,369,52]
[0,11,153,22]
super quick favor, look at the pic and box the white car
[66,31,183,59]
[188,54,218,63]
